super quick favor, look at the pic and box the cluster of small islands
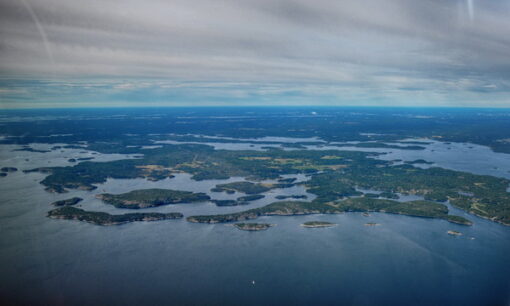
[6,137,504,235]
[0,166,17,177]
[3,111,510,234]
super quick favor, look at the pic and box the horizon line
[1,105,510,111]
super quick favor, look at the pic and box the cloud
[0,0,509,107]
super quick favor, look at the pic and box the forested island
[211,199,245,206]
[211,181,293,194]
[212,181,271,194]
[187,198,473,225]
[47,206,183,225]
[97,188,210,209]
[211,194,265,206]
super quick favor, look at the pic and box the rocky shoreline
[47,206,183,225]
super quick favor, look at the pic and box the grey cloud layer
[0,0,509,106]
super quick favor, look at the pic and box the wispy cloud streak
[19,0,55,75]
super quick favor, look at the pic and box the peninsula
[187,198,473,226]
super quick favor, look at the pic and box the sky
[0,0,509,108]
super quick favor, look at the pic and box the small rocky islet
[301,221,336,228]
[51,197,83,206]
[233,223,273,231]
[447,230,463,236]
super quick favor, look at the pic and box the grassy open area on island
[301,221,336,228]
[233,223,273,231]
[47,206,183,225]
[97,188,210,209]
[51,197,83,206]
